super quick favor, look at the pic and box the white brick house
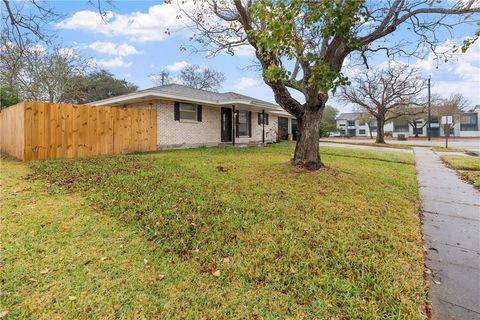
[90,84,295,149]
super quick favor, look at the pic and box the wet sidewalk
[414,147,480,319]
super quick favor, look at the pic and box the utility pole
[427,76,431,141]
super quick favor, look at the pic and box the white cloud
[92,57,132,68]
[414,39,480,103]
[84,41,143,56]
[165,61,191,72]
[123,73,132,78]
[56,3,193,42]
[233,45,255,57]
[234,77,260,90]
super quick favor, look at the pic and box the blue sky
[41,1,480,111]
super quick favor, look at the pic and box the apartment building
[335,107,480,138]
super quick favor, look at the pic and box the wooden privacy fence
[0,102,157,161]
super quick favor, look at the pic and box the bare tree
[179,64,225,91]
[1,0,114,48]
[340,65,426,143]
[178,0,479,169]
[0,44,91,102]
[1,0,61,49]
[437,93,469,137]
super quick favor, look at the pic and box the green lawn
[441,155,480,189]
[1,143,426,319]
[320,139,413,150]
[431,146,466,153]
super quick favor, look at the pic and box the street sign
[441,115,453,148]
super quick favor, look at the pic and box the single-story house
[90,84,296,150]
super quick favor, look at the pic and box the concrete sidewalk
[414,147,480,319]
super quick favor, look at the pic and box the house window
[358,121,366,126]
[359,129,366,134]
[347,121,355,126]
[413,127,423,135]
[393,121,409,132]
[179,103,197,121]
[339,123,345,127]
[258,113,269,125]
[460,113,478,131]
[237,110,250,136]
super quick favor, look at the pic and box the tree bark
[375,117,386,144]
[292,106,323,170]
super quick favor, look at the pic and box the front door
[221,108,232,142]
[278,117,289,140]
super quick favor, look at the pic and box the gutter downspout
[262,110,265,144]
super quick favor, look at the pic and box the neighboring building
[90,84,296,150]
[336,107,480,138]
[336,113,376,137]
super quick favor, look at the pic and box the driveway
[414,147,480,319]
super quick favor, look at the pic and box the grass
[320,139,413,150]
[441,155,480,189]
[431,146,466,152]
[1,143,426,319]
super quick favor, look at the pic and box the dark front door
[221,107,232,142]
[278,117,289,140]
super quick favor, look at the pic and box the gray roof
[336,112,366,121]
[90,84,279,109]
[151,84,278,108]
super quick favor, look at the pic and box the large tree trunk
[375,117,386,144]
[292,106,323,170]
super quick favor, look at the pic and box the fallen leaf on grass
[40,268,51,275]
[289,267,297,274]
[212,270,221,277]
[158,274,165,281]
[220,257,230,264]
[143,259,149,265]
[113,304,121,311]
[0,310,9,318]
[68,296,77,301]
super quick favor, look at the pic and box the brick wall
[121,99,278,149]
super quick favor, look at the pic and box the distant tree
[0,84,20,108]
[0,44,90,102]
[65,70,138,104]
[340,65,426,144]
[436,94,469,137]
[403,111,428,138]
[179,65,225,91]
[319,105,338,137]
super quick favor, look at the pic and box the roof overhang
[88,90,280,112]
